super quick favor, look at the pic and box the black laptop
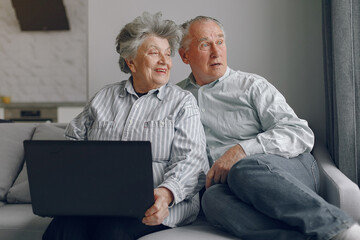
[23,140,154,219]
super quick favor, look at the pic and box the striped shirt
[65,78,209,227]
[178,67,314,165]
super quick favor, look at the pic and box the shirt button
[201,108,206,112]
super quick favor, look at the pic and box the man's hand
[206,144,246,189]
[142,187,174,226]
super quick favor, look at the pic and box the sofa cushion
[6,124,66,203]
[139,217,239,240]
[0,123,36,201]
[0,204,52,240]
[31,123,67,141]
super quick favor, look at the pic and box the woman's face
[126,35,172,93]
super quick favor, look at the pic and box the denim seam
[255,160,351,240]
[311,160,319,193]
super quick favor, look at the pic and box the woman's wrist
[156,187,174,206]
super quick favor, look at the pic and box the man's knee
[202,185,219,213]
[228,156,265,189]
[201,185,228,220]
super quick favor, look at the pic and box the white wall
[88,0,325,143]
[0,0,87,103]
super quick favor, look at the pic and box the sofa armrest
[312,141,360,222]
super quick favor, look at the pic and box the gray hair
[116,12,182,74]
[180,16,226,51]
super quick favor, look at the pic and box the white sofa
[0,122,359,240]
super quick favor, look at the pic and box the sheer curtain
[322,0,360,185]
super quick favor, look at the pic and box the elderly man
[177,16,360,240]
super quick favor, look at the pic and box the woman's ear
[178,48,189,64]
[125,59,136,73]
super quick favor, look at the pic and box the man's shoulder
[226,68,270,87]
[228,68,264,81]
[176,78,191,90]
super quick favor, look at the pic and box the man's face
[179,20,227,86]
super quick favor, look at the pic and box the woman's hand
[142,187,174,226]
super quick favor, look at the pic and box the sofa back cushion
[6,123,66,203]
[0,123,37,200]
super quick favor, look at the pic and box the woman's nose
[158,53,167,64]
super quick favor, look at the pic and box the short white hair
[116,12,182,74]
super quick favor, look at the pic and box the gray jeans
[201,153,354,240]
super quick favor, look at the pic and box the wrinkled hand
[142,187,174,226]
[206,144,246,189]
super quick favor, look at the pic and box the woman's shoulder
[93,80,127,96]
[162,83,198,109]
[100,80,126,91]
[164,82,194,99]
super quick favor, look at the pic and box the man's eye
[201,43,209,48]
[149,52,159,55]
[217,40,223,45]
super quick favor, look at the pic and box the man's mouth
[210,63,222,67]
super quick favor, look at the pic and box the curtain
[322,0,360,185]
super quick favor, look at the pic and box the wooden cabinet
[0,103,84,123]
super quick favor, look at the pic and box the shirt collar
[187,66,231,88]
[119,76,165,101]
[218,67,231,82]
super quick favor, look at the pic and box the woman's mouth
[155,68,167,73]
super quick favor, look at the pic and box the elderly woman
[42,12,209,240]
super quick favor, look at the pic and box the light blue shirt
[178,67,314,165]
[65,79,209,227]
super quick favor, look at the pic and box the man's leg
[202,184,307,240]
[227,153,354,240]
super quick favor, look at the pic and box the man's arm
[206,78,314,189]
[206,144,246,188]
[238,79,314,158]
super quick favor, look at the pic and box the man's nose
[210,43,220,57]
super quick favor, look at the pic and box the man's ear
[179,48,189,64]
[125,59,136,73]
